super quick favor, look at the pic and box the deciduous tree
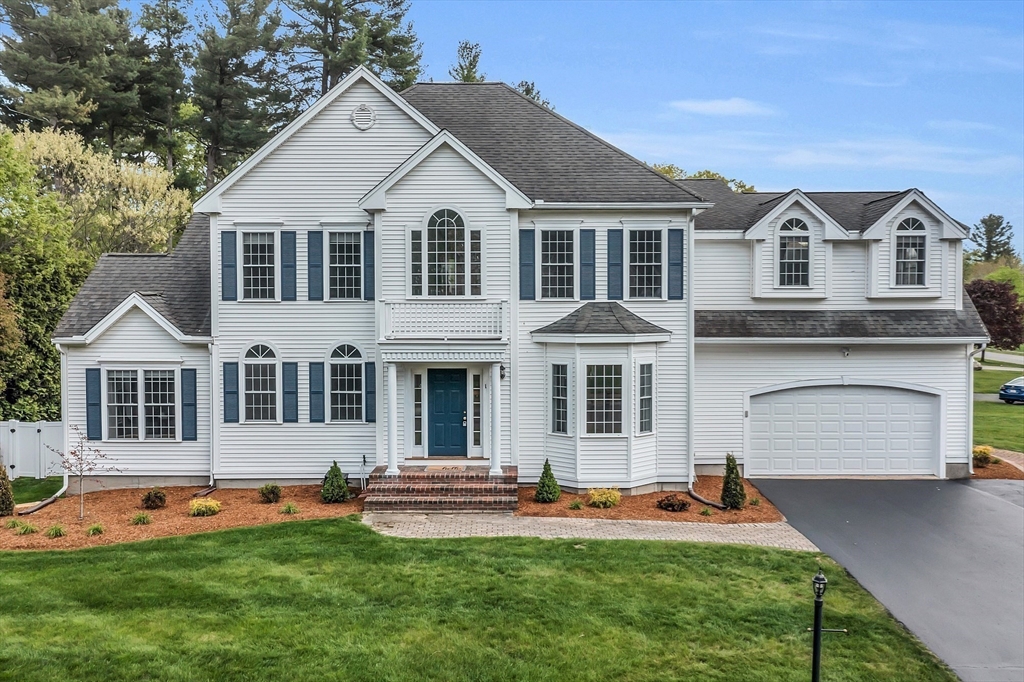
[650,163,756,193]
[966,279,1024,352]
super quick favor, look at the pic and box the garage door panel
[748,385,937,476]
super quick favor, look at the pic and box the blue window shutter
[221,231,236,301]
[580,229,596,300]
[363,231,375,300]
[281,231,296,301]
[309,363,325,423]
[668,229,684,300]
[307,231,323,300]
[519,229,535,300]
[223,362,239,423]
[364,361,376,423]
[282,362,298,422]
[607,228,623,300]
[86,368,102,440]
[181,368,197,441]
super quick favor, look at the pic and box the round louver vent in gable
[351,104,377,131]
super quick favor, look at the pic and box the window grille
[144,370,176,439]
[244,344,277,422]
[329,232,362,299]
[242,232,276,299]
[778,218,810,287]
[427,209,465,296]
[638,363,653,434]
[414,374,423,446]
[330,345,362,421]
[541,230,574,298]
[472,373,482,446]
[586,365,622,434]
[107,370,138,439]
[552,364,568,434]
[895,218,926,286]
[629,230,662,298]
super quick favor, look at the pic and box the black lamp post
[811,569,828,682]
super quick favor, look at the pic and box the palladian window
[410,209,482,297]
[778,218,810,287]
[895,218,926,286]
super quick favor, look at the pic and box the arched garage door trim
[742,377,947,478]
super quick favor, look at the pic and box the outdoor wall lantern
[500,364,506,380]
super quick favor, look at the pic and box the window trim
[624,227,668,301]
[326,342,366,423]
[241,343,282,424]
[325,228,365,302]
[407,207,486,299]
[635,360,655,436]
[549,362,572,437]
[100,365,182,443]
[238,228,282,302]
[536,226,580,301]
[891,216,929,289]
[774,217,812,289]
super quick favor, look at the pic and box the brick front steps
[362,465,518,513]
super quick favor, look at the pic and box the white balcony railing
[383,300,506,340]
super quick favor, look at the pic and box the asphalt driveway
[756,478,1024,682]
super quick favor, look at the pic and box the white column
[490,362,502,476]
[386,362,399,476]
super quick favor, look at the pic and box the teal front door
[428,369,467,457]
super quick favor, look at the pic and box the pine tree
[515,81,551,109]
[0,463,14,516]
[970,215,1019,264]
[449,41,484,82]
[284,0,421,106]
[138,0,192,174]
[321,461,351,503]
[720,453,746,510]
[534,458,561,503]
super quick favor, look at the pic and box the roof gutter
[530,202,714,210]
[695,336,989,345]
[51,336,214,346]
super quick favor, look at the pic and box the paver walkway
[362,512,818,551]
[994,449,1024,471]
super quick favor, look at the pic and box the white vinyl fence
[0,421,63,480]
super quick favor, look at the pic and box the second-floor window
[629,230,662,298]
[778,218,810,287]
[244,344,277,422]
[329,232,362,299]
[242,232,276,299]
[541,230,574,298]
[895,218,926,286]
[411,209,481,296]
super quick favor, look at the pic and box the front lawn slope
[0,517,954,682]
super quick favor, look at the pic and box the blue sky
[406,1,1024,244]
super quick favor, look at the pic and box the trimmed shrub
[16,523,37,534]
[534,459,561,503]
[189,498,221,517]
[45,524,66,538]
[141,488,166,510]
[656,493,691,512]
[86,524,104,536]
[568,499,583,510]
[131,512,152,525]
[280,502,299,515]
[321,461,350,503]
[973,445,995,468]
[721,453,746,510]
[586,488,621,509]
[0,465,14,517]
[258,483,282,504]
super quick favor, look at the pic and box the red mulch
[2,486,362,551]
[515,476,783,524]
[972,460,1024,480]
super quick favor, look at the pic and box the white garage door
[747,385,938,476]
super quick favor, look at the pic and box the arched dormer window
[330,344,363,421]
[410,209,482,297]
[895,218,926,286]
[778,218,810,287]
[244,344,277,422]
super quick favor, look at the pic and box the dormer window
[778,218,810,287]
[410,209,482,297]
[895,218,926,286]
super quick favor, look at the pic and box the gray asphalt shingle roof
[532,302,670,336]
[694,190,915,232]
[401,82,705,204]
[53,215,211,338]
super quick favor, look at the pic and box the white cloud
[826,73,907,88]
[670,98,776,116]
[927,119,1000,133]
[773,138,1020,175]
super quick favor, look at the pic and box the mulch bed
[972,460,1024,480]
[515,476,783,524]
[2,486,362,551]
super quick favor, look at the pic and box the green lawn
[974,369,1023,394]
[974,400,1024,452]
[11,476,63,505]
[0,518,953,681]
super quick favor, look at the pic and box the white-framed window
[413,372,423,446]
[551,363,569,435]
[244,344,277,422]
[778,218,810,287]
[894,217,926,287]
[586,364,622,435]
[242,232,276,299]
[637,363,653,434]
[328,231,362,299]
[105,368,179,441]
[629,230,663,298]
[472,373,482,446]
[329,344,363,422]
[409,209,482,297]
[540,230,575,299]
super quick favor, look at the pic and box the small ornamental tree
[534,459,561,503]
[321,461,350,503]
[47,424,121,520]
[0,463,14,517]
[966,279,1024,353]
[721,453,746,510]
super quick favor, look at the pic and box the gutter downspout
[194,342,217,497]
[967,343,987,477]
[20,343,70,515]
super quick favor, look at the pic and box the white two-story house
[50,67,987,506]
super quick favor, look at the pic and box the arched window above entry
[778,218,810,287]
[895,218,927,286]
[245,344,276,359]
[411,209,482,297]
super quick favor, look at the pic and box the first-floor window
[330,344,363,421]
[144,370,176,439]
[107,370,139,439]
[413,373,423,446]
[472,373,482,446]
[552,364,568,434]
[638,363,653,434]
[586,365,622,434]
[244,344,277,422]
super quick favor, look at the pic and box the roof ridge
[862,189,912,205]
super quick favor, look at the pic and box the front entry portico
[428,368,467,456]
